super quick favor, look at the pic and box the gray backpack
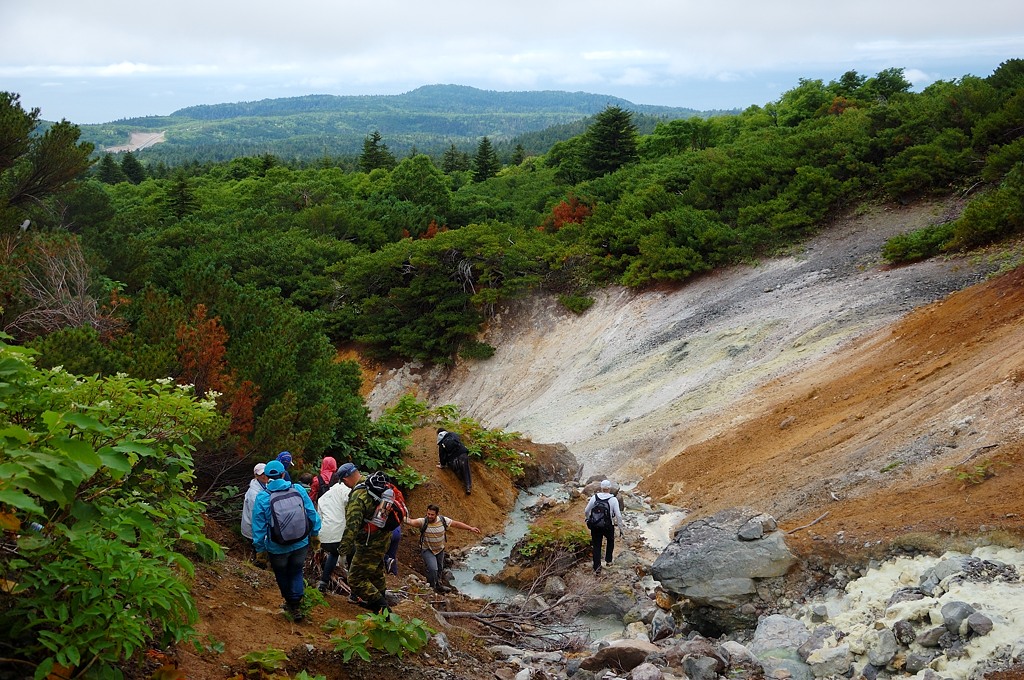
[268,485,311,545]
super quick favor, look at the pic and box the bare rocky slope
[367,198,1024,557]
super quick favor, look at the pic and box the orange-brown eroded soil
[640,264,1024,563]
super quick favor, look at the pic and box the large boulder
[651,508,797,632]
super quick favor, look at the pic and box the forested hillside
[1,60,1023,677]
[76,84,710,165]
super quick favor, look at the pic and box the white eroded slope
[366,201,998,479]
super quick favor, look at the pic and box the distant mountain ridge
[168,84,699,120]
[81,84,724,164]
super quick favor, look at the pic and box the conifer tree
[95,154,127,185]
[359,130,397,173]
[472,136,500,183]
[582,106,639,178]
[120,151,146,184]
[442,143,471,173]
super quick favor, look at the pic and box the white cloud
[2,0,1022,122]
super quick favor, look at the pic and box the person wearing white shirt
[315,462,359,592]
[583,479,624,575]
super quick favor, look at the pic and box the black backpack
[418,515,449,549]
[587,495,612,530]
[313,473,329,502]
[440,432,469,460]
[268,485,312,545]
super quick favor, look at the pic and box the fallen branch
[786,512,829,535]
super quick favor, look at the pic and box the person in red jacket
[310,456,337,504]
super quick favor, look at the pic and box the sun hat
[253,463,266,476]
[337,462,358,478]
[600,479,612,489]
[276,451,293,466]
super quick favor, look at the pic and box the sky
[1,0,1022,125]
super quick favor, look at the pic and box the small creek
[447,482,689,640]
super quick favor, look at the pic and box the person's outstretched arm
[449,519,481,534]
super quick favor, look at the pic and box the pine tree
[583,106,639,178]
[95,154,127,185]
[120,152,146,184]
[0,93,94,231]
[511,144,527,166]
[472,137,500,183]
[441,143,471,174]
[359,130,397,173]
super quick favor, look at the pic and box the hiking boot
[465,487,471,495]
[315,581,329,593]
[284,601,304,622]
[594,566,602,576]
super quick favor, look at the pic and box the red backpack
[363,471,408,534]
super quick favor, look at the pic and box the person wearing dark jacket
[436,428,472,495]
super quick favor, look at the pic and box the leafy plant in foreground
[329,611,434,661]
[0,337,225,679]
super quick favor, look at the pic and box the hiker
[276,451,295,482]
[241,462,268,546]
[437,428,473,495]
[297,472,313,495]
[314,462,359,592]
[404,504,480,592]
[310,456,337,504]
[251,460,321,621]
[584,479,623,575]
[384,525,402,576]
[338,471,402,613]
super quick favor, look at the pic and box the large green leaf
[53,438,102,476]
[97,446,133,478]
[0,488,43,513]
[62,412,110,434]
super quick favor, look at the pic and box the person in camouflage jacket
[338,479,392,613]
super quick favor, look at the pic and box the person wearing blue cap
[276,451,294,482]
[252,459,321,621]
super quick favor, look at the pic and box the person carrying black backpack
[584,479,623,576]
[437,428,473,495]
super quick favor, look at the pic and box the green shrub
[516,520,592,560]
[458,339,496,360]
[329,611,434,661]
[947,165,1024,250]
[558,293,595,314]
[0,338,225,679]
[881,222,957,263]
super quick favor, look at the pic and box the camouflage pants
[348,534,391,604]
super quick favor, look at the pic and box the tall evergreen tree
[472,136,500,183]
[120,152,146,184]
[441,143,471,174]
[582,106,639,178]
[510,144,527,166]
[0,93,94,232]
[96,154,127,185]
[162,172,199,220]
[359,130,397,173]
